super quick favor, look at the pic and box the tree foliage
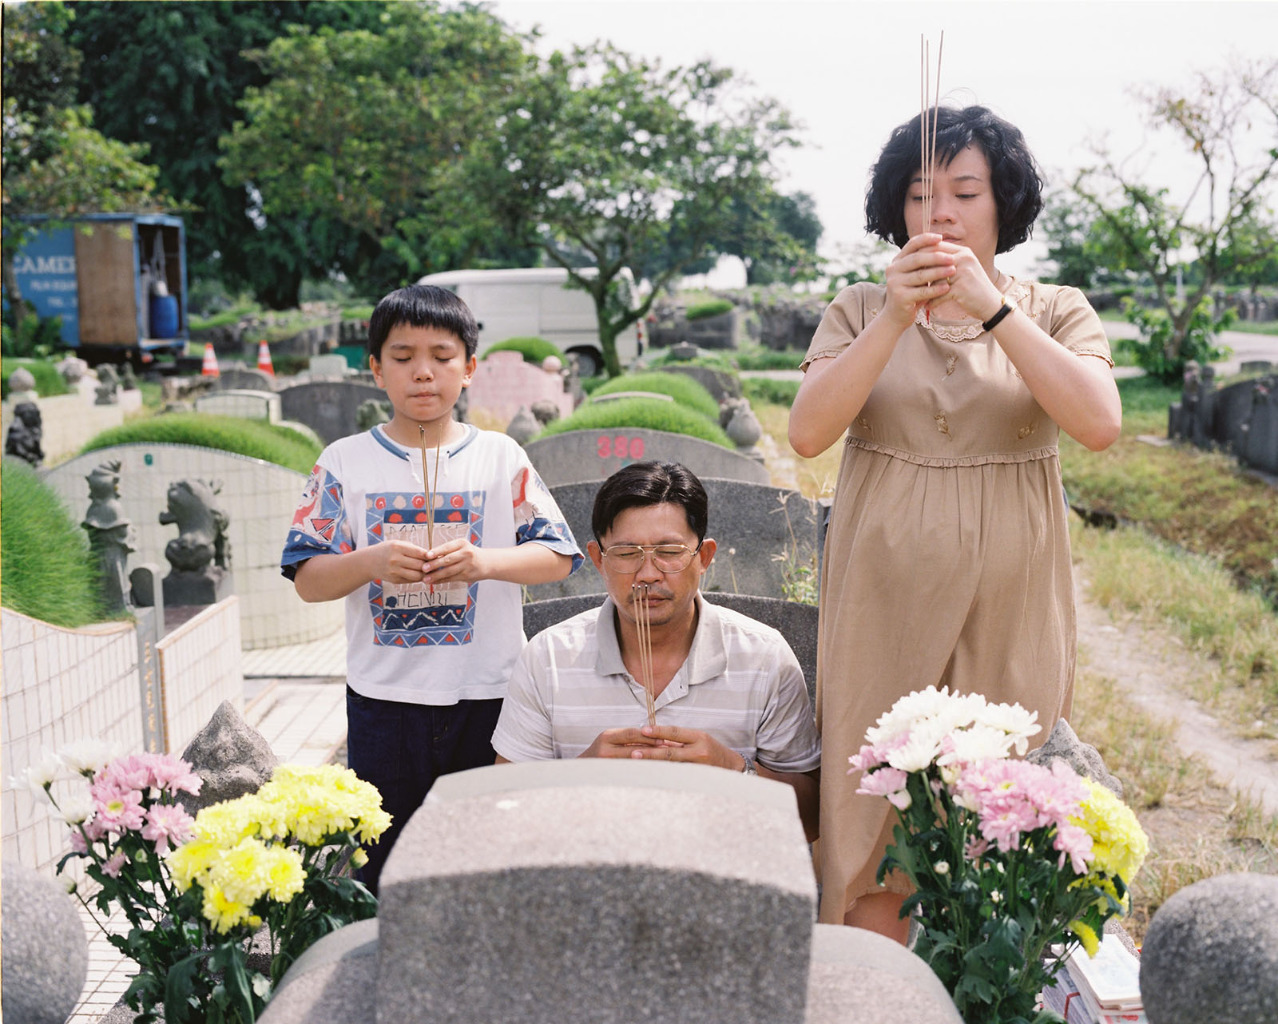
[218,2,536,301]
[68,0,392,309]
[2,3,171,329]
[1069,60,1278,379]
[469,44,808,376]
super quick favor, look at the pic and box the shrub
[1,357,71,400]
[1,459,108,626]
[685,299,734,321]
[592,372,720,422]
[735,345,807,371]
[81,414,322,474]
[1,312,64,359]
[743,377,800,407]
[483,336,565,365]
[538,398,733,448]
[1121,297,1233,385]
[647,347,740,373]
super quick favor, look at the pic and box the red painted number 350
[597,435,645,460]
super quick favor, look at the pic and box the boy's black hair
[865,105,1044,254]
[592,461,709,544]
[366,284,479,361]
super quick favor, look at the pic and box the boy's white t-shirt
[281,424,582,705]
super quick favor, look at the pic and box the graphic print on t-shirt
[365,488,483,646]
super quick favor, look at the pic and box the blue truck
[12,212,188,364]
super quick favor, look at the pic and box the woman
[788,105,1121,940]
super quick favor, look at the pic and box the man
[493,461,820,839]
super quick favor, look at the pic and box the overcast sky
[491,0,1278,280]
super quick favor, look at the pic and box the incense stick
[418,425,442,551]
[632,582,657,727]
[920,32,944,323]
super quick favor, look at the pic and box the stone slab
[216,366,276,392]
[526,476,813,601]
[278,380,389,445]
[376,759,815,1024]
[195,389,282,422]
[525,428,768,487]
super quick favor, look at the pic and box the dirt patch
[1074,572,1278,815]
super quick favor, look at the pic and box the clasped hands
[581,724,744,771]
[883,233,1004,327]
[375,537,486,586]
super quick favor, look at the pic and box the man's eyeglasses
[600,542,702,573]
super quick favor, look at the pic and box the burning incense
[631,582,657,727]
[920,32,944,322]
[418,425,442,551]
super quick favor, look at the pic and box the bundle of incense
[418,425,442,551]
[920,32,944,322]
[631,582,657,727]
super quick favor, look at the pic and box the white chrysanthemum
[868,687,953,745]
[59,739,120,777]
[59,793,94,825]
[973,700,1040,753]
[11,753,62,799]
[884,720,949,773]
[938,723,1020,766]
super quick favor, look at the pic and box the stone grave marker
[308,354,351,379]
[526,477,818,601]
[279,380,389,445]
[217,366,275,392]
[195,389,282,423]
[525,428,769,487]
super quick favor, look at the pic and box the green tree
[472,45,807,376]
[2,3,170,331]
[218,3,535,301]
[68,0,391,309]
[1070,59,1278,381]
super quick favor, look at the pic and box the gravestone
[258,761,963,1024]
[525,428,769,487]
[684,308,739,350]
[279,380,389,445]
[525,477,819,601]
[522,593,818,706]
[1141,872,1278,1024]
[195,389,282,423]
[1,860,89,1024]
[308,354,351,379]
[217,366,276,392]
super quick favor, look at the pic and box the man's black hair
[366,284,479,361]
[591,461,709,544]
[865,104,1044,254]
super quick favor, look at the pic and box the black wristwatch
[982,295,1014,332]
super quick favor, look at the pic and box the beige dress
[802,278,1113,924]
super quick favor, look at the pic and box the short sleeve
[510,455,584,574]
[280,463,353,580]
[490,640,557,762]
[1047,286,1113,366]
[799,283,880,372]
[754,641,822,773]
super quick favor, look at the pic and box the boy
[281,284,581,894]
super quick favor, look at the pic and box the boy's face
[369,324,476,438]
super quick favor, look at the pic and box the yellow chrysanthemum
[202,884,253,934]
[1072,782,1149,884]
[350,848,369,869]
[1068,919,1100,957]
[166,838,220,892]
[207,836,277,907]
[263,846,306,903]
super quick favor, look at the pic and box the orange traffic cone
[201,343,220,377]
[256,339,274,376]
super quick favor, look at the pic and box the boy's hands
[420,537,488,585]
[371,539,434,585]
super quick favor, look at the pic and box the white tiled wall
[0,609,143,875]
[157,597,244,752]
[2,391,126,465]
[41,444,343,648]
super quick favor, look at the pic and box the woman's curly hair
[865,105,1044,254]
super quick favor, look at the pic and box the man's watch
[740,755,758,776]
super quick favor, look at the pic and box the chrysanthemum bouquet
[850,687,1148,1024]
[24,741,389,1024]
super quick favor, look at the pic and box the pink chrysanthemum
[141,802,196,855]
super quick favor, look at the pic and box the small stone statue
[726,404,764,462]
[5,402,44,466]
[57,356,88,386]
[94,365,120,406]
[160,479,232,607]
[530,400,561,427]
[6,366,37,400]
[506,406,540,446]
[83,460,136,613]
[454,385,470,423]
[119,362,139,390]
[356,399,391,430]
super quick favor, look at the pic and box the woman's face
[904,144,1000,265]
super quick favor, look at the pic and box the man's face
[588,502,716,631]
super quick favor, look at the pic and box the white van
[416,266,643,377]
